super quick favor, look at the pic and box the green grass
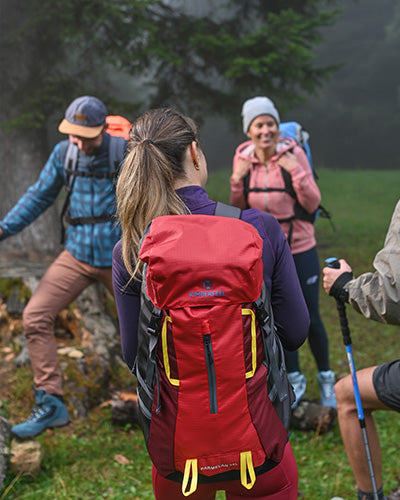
[1,168,400,499]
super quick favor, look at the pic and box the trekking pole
[325,258,379,500]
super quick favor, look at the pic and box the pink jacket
[230,137,321,255]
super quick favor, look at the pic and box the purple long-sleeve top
[112,185,309,370]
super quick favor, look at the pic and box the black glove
[329,271,353,303]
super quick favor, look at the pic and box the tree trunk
[0,0,61,261]
[0,128,61,260]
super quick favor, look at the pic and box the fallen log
[0,417,11,491]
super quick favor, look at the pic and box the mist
[200,0,400,171]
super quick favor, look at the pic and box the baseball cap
[58,96,108,138]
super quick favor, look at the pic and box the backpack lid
[139,214,264,309]
[106,115,131,139]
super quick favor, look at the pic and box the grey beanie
[242,96,280,133]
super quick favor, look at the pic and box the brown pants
[22,249,113,395]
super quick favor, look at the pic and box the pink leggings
[22,249,113,395]
[152,442,298,500]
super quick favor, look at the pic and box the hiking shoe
[317,370,337,408]
[11,389,69,440]
[290,399,337,434]
[287,371,307,409]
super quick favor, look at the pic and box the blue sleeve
[112,240,141,370]
[0,143,65,238]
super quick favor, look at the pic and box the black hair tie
[143,138,155,145]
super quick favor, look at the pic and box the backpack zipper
[203,334,218,414]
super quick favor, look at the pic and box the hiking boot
[290,399,337,434]
[358,486,388,499]
[11,389,69,440]
[287,371,307,409]
[317,370,337,408]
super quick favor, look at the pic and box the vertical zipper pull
[203,320,218,414]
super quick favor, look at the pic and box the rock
[9,439,44,476]
[22,276,41,295]
[57,346,84,359]
[13,333,30,367]
[0,417,11,491]
[59,284,121,419]
[6,289,26,316]
[67,349,84,359]
[290,399,337,434]
[2,271,124,423]
[111,391,139,427]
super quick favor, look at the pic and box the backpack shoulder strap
[214,201,242,219]
[242,173,251,208]
[108,135,127,175]
[280,166,296,200]
[62,142,80,191]
[59,142,79,244]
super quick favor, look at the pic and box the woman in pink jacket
[230,96,336,411]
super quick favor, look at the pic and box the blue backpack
[279,121,314,173]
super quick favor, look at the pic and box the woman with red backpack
[112,107,310,499]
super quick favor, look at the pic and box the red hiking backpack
[135,203,294,496]
[106,115,131,139]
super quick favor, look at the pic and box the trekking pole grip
[325,257,352,346]
[335,299,351,346]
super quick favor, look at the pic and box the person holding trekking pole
[229,96,337,422]
[0,96,128,440]
[112,107,310,499]
[323,200,400,500]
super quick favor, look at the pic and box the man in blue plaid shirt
[0,96,127,439]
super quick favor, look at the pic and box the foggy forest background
[0,0,399,257]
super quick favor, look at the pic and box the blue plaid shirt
[0,133,123,267]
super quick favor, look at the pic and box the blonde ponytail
[116,108,199,278]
